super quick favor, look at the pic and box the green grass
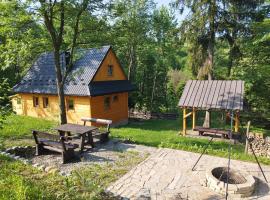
[0,113,270,199]
[1,114,270,165]
[0,114,56,139]
[111,118,270,165]
[0,114,57,149]
[0,151,145,200]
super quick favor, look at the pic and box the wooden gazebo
[178,80,244,136]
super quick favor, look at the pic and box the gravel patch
[31,139,157,175]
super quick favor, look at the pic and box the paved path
[107,148,270,200]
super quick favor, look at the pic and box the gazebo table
[54,123,97,153]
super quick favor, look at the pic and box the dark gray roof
[89,80,135,96]
[178,80,244,110]
[13,46,134,96]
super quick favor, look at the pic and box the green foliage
[0,0,269,116]
[233,18,270,113]
[0,78,11,129]
[0,1,49,85]
[178,0,267,78]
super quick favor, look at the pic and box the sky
[156,0,173,7]
[155,0,187,23]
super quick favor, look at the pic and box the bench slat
[81,117,112,125]
[194,126,230,135]
[40,139,77,149]
[33,130,60,141]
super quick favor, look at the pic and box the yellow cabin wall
[93,49,126,81]
[11,95,23,115]
[12,92,129,125]
[90,92,128,124]
[12,94,91,124]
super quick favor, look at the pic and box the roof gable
[92,49,127,82]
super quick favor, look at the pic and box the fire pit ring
[205,166,255,198]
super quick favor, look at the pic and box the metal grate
[212,167,247,184]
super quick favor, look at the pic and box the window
[112,95,118,102]
[104,96,111,111]
[67,99,74,110]
[33,97,39,107]
[107,64,113,76]
[43,97,49,108]
[17,98,21,104]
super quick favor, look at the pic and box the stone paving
[106,148,270,200]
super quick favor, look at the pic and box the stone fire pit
[205,166,255,198]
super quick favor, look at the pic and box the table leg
[87,132,94,148]
[80,133,86,154]
[58,130,65,137]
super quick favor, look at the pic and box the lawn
[0,151,144,200]
[1,113,270,165]
[0,114,57,149]
[112,117,270,165]
[0,113,270,199]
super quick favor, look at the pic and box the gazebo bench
[193,126,230,138]
[81,117,112,143]
[32,130,78,164]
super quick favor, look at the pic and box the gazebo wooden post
[183,107,187,136]
[192,107,196,130]
[234,111,240,133]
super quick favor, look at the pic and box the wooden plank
[192,108,196,129]
[226,81,237,110]
[192,81,205,108]
[205,80,218,109]
[188,80,200,108]
[183,108,187,136]
[201,80,213,109]
[226,80,243,110]
[197,81,208,108]
[245,121,251,154]
[221,80,232,110]
[239,81,244,110]
[184,112,193,118]
[193,127,230,135]
[54,123,97,134]
[178,80,192,106]
[209,80,221,109]
[182,80,196,107]
[215,81,226,109]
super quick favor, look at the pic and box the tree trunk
[227,51,233,77]
[54,50,67,124]
[150,65,158,111]
[58,82,67,124]
[203,0,216,128]
[127,45,134,80]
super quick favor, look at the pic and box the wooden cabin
[11,46,134,125]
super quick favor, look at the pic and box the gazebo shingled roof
[178,80,244,111]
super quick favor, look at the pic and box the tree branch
[63,0,89,82]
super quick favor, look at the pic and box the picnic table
[54,123,97,153]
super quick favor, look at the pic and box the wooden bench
[193,126,231,139]
[32,130,78,164]
[81,117,112,143]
